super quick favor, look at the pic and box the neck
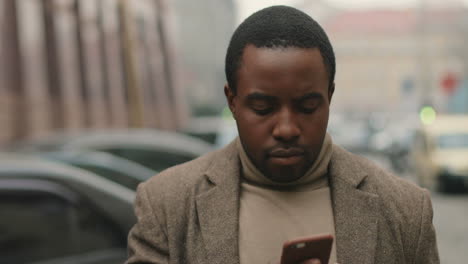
[237,134,333,189]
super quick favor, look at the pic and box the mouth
[269,148,304,157]
[268,148,305,166]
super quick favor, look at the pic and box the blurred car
[327,112,372,152]
[8,129,215,172]
[61,130,214,171]
[183,116,224,145]
[410,115,468,192]
[4,134,74,153]
[368,114,420,173]
[0,154,135,264]
[39,150,156,190]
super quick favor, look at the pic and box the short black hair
[225,5,335,94]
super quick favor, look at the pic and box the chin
[266,166,305,183]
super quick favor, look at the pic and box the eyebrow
[293,92,323,102]
[246,92,276,101]
[245,92,323,102]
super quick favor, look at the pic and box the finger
[300,259,321,264]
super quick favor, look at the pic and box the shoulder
[332,144,426,193]
[137,141,238,203]
[331,146,437,261]
[331,144,430,214]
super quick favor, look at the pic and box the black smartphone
[280,234,334,264]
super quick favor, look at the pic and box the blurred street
[432,193,468,264]
[360,151,468,264]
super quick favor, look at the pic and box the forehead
[236,45,328,96]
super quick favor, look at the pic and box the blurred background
[0,0,467,263]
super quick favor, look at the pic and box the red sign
[441,73,458,95]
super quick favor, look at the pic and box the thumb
[301,259,321,264]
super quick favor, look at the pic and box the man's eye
[298,100,320,113]
[299,106,317,113]
[252,107,272,115]
[249,101,273,115]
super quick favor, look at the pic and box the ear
[224,84,237,116]
[328,82,335,104]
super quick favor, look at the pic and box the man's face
[225,45,334,182]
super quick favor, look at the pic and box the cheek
[236,114,271,152]
[299,111,329,137]
[237,116,270,140]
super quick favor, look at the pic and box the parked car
[183,116,225,145]
[410,115,468,192]
[39,150,156,190]
[0,154,135,264]
[368,114,420,173]
[4,134,73,153]
[327,112,372,152]
[5,129,214,172]
[59,129,214,171]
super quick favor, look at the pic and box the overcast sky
[236,0,468,21]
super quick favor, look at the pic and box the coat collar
[195,140,379,264]
[195,140,241,264]
[329,145,379,264]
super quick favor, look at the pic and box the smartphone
[280,234,334,264]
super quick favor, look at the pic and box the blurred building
[170,0,237,116]
[298,1,468,115]
[295,0,339,22]
[0,0,188,146]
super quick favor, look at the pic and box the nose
[272,108,300,142]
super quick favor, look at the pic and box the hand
[277,259,321,264]
[277,258,321,264]
[300,259,321,264]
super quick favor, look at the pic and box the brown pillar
[155,0,188,129]
[118,0,144,127]
[0,1,7,145]
[98,0,129,128]
[41,0,65,130]
[2,0,27,141]
[76,0,108,128]
[72,0,91,127]
[96,0,112,126]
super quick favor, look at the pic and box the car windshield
[437,133,468,149]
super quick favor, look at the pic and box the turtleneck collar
[236,133,333,190]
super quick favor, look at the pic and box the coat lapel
[329,145,379,264]
[194,143,380,264]
[195,142,241,264]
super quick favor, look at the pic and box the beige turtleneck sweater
[237,134,337,264]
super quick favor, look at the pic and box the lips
[269,148,304,158]
[268,148,305,166]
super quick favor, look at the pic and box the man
[126,5,439,264]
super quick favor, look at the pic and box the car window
[74,164,141,190]
[103,147,196,171]
[76,194,126,253]
[0,192,76,263]
[437,133,468,149]
[0,181,126,263]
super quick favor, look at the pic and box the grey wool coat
[126,140,439,264]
